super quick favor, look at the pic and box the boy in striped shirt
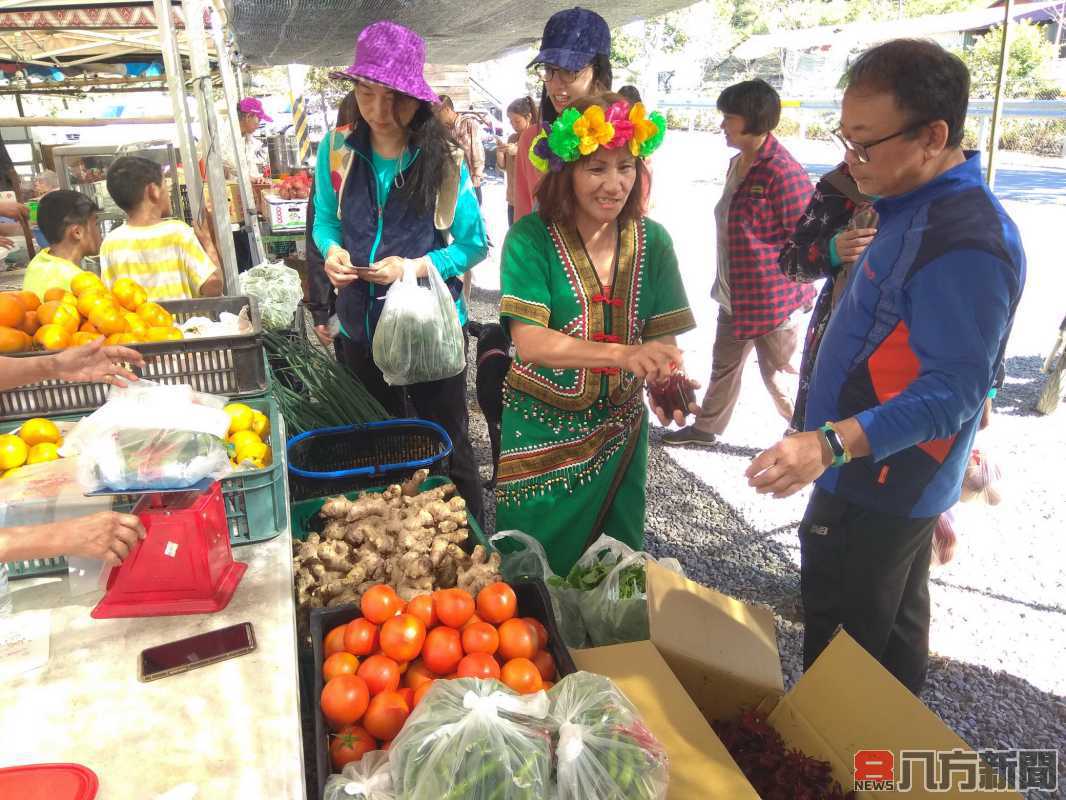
[100,156,222,300]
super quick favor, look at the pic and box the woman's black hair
[506,96,540,126]
[336,90,358,129]
[716,79,781,135]
[539,53,613,124]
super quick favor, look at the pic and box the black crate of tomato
[307,579,575,798]
[286,418,452,502]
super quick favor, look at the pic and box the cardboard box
[574,561,1021,799]
[203,181,245,225]
[259,192,307,231]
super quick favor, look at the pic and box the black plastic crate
[0,295,266,422]
[307,579,575,798]
[286,419,452,502]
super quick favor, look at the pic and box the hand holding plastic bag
[389,678,552,800]
[239,262,303,330]
[324,750,394,800]
[372,261,465,386]
[960,448,1003,505]
[549,672,669,800]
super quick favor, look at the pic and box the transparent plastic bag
[324,750,394,800]
[79,428,230,492]
[239,262,303,330]
[960,448,1003,506]
[372,261,464,386]
[389,678,553,800]
[932,507,959,568]
[549,672,669,800]
[490,530,588,648]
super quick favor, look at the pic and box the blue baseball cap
[528,7,611,73]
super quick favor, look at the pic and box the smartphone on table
[139,622,256,682]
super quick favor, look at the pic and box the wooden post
[986,0,1015,190]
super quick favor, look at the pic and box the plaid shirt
[452,113,485,187]
[725,134,815,339]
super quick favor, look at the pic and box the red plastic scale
[0,763,98,799]
[91,481,247,619]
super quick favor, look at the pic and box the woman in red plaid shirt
[666,79,814,446]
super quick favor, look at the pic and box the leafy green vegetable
[548,549,647,599]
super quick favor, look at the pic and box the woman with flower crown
[495,93,697,574]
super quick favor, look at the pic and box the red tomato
[524,617,549,650]
[422,626,463,675]
[457,652,502,680]
[497,618,538,661]
[434,588,475,628]
[403,659,436,691]
[324,624,348,657]
[343,618,379,657]
[461,621,500,655]
[407,594,438,629]
[330,724,376,771]
[476,582,517,624]
[321,674,370,726]
[413,680,435,707]
[461,613,485,631]
[531,649,556,682]
[362,690,410,741]
[323,651,360,682]
[379,613,427,663]
[358,654,402,696]
[398,687,416,709]
[542,680,555,691]
[361,584,405,624]
[500,658,544,694]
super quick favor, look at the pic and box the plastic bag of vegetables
[549,672,669,800]
[323,750,395,800]
[490,530,588,649]
[238,262,303,330]
[563,535,684,647]
[389,678,553,800]
[372,261,464,386]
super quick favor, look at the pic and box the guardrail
[659,97,1066,118]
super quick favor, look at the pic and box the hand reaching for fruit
[51,336,144,387]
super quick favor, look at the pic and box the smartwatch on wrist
[820,423,850,468]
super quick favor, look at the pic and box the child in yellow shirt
[22,190,100,298]
[100,156,222,301]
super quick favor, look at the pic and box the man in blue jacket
[746,39,1025,694]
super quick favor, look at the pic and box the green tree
[957,20,1059,98]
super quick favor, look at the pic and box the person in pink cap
[312,20,489,523]
[235,96,272,181]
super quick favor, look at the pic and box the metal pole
[153,0,202,219]
[14,92,24,117]
[208,5,264,265]
[986,0,1015,190]
[183,0,240,293]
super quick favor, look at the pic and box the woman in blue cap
[512,7,613,221]
[313,21,489,523]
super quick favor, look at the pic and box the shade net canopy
[226,0,696,67]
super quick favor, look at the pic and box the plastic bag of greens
[324,750,394,800]
[238,262,303,330]
[568,535,684,647]
[490,530,588,648]
[549,672,669,800]
[372,261,464,386]
[389,678,553,800]
[79,428,230,492]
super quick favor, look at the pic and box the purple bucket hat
[340,20,439,104]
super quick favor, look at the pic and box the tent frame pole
[986,0,1014,190]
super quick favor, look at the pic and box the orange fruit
[51,303,80,335]
[146,325,182,342]
[18,418,60,447]
[34,324,70,351]
[136,302,173,328]
[70,272,106,297]
[5,290,40,311]
[43,287,68,303]
[112,278,148,312]
[0,294,25,329]
[37,300,61,324]
[80,320,99,334]
[77,290,115,319]
[105,332,138,346]
[123,313,148,336]
[18,310,39,336]
[71,331,103,347]
[0,325,31,353]
[0,434,29,470]
[90,305,128,336]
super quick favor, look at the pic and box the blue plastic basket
[286,418,452,502]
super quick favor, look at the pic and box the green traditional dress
[496,213,696,575]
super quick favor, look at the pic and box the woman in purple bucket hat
[313,20,488,523]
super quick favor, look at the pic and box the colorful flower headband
[530,100,666,174]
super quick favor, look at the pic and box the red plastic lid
[0,763,99,799]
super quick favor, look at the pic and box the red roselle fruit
[649,372,697,419]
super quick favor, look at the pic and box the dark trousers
[799,487,937,694]
[507,204,515,228]
[338,339,485,526]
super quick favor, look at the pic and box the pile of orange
[0,275,185,353]
[0,417,64,478]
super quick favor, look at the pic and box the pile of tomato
[320,581,558,771]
